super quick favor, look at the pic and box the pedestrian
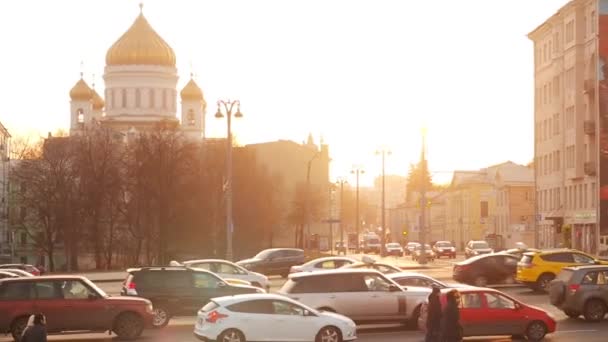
[440,289,462,342]
[425,285,442,342]
[21,313,47,342]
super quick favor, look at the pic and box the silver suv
[278,269,430,326]
[549,265,608,321]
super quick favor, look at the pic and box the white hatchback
[194,293,357,342]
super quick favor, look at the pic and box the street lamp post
[351,166,364,254]
[376,148,391,256]
[215,100,243,261]
[304,152,321,250]
[336,178,348,255]
[419,128,428,265]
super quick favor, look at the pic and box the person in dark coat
[21,313,47,342]
[441,289,462,342]
[425,285,442,342]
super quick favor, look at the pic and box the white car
[194,293,357,342]
[387,271,467,289]
[385,242,404,256]
[289,256,357,274]
[178,259,269,291]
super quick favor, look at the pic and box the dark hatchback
[453,253,520,287]
[236,248,305,278]
[121,266,263,328]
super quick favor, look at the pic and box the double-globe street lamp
[351,166,364,254]
[215,99,243,261]
[375,148,391,256]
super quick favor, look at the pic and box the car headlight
[145,302,154,313]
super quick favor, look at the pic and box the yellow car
[516,249,608,291]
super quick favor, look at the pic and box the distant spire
[79,60,84,79]
[307,132,314,146]
[139,2,144,14]
[91,73,96,88]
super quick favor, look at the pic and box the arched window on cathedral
[105,89,111,110]
[77,108,84,127]
[135,89,141,108]
[187,109,196,126]
[149,89,155,109]
[121,89,127,108]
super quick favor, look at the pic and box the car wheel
[218,328,246,342]
[564,310,580,319]
[315,326,342,342]
[406,305,421,329]
[152,306,171,328]
[10,316,29,341]
[473,275,488,287]
[535,273,555,292]
[583,299,607,322]
[113,312,144,340]
[525,320,547,341]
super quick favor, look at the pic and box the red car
[418,287,556,341]
[0,264,40,276]
[0,275,155,341]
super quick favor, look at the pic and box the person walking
[21,313,47,342]
[441,289,462,342]
[425,285,442,342]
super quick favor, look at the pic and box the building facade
[529,0,601,254]
[0,122,10,262]
[244,136,331,247]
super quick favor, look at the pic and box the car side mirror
[389,284,401,292]
[514,302,522,310]
[303,309,312,316]
[217,282,227,288]
[594,260,602,265]
[88,293,99,300]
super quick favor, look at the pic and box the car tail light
[125,281,138,296]
[568,284,580,294]
[455,265,469,272]
[206,310,228,323]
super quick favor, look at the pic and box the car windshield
[254,249,276,260]
[83,278,109,298]
[436,242,452,247]
[473,242,489,249]
[416,244,432,250]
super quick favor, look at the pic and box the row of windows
[536,150,562,176]
[538,182,596,212]
[105,88,177,112]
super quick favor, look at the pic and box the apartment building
[529,0,601,253]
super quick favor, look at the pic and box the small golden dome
[91,89,105,110]
[105,7,176,67]
[180,78,204,101]
[69,78,92,101]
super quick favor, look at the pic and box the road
[3,255,608,341]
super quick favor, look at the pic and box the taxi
[516,249,608,291]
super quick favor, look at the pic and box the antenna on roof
[139,2,144,14]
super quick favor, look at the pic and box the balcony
[584,120,596,135]
[584,161,597,176]
[584,79,595,95]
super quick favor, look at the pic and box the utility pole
[419,128,428,265]
[337,178,348,255]
[376,148,391,256]
[351,167,364,254]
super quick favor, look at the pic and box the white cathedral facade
[68,5,206,140]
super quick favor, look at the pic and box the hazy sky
[0,0,570,186]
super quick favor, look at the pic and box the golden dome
[91,89,105,110]
[69,78,92,101]
[105,7,176,67]
[180,78,204,101]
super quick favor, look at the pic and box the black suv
[236,248,305,278]
[121,266,262,328]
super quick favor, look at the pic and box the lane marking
[555,329,598,334]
